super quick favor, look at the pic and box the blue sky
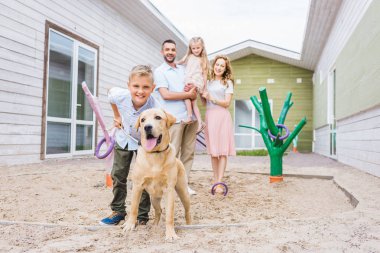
[150,0,310,53]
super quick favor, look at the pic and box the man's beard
[164,55,175,63]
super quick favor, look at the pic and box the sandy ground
[0,153,379,253]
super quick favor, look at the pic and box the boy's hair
[162,39,176,49]
[210,55,234,87]
[128,65,154,83]
[180,37,209,75]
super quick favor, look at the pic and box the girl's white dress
[184,54,204,91]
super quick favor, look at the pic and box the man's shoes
[181,119,193,125]
[187,186,197,195]
[99,212,125,225]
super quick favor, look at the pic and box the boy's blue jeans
[110,143,150,221]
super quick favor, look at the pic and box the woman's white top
[206,79,234,109]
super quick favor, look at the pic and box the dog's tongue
[144,138,158,151]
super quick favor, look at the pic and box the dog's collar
[152,145,170,153]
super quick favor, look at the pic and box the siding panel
[0,80,42,97]
[336,105,380,176]
[0,0,174,165]
[0,91,42,106]
[0,102,41,116]
[313,125,330,156]
[0,144,41,156]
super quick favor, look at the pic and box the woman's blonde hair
[180,37,209,75]
[128,65,154,83]
[210,55,234,86]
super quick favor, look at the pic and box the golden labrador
[122,108,191,240]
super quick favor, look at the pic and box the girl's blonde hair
[210,55,234,86]
[180,37,209,75]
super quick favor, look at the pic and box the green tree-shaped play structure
[240,87,307,183]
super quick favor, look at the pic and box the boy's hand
[113,117,123,129]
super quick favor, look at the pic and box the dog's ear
[135,115,141,130]
[163,110,176,128]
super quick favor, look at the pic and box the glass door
[328,69,337,158]
[75,46,96,154]
[45,30,97,157]
[234,100,255,150]
[46,31,73,155]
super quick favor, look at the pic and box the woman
[202,55,236,194]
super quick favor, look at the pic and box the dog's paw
[165,231,179,242]
[122,221,136,233]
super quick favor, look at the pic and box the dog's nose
[144,125,153,133]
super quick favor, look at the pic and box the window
[234,99,272,150]
[42,23,98,158]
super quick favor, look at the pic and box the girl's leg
[183,99,193,124]
[192,98,205,133]
[211,156,219,184]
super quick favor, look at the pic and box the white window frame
[327,67,337,159]
[234,99,273,150]
[45,29,98,158]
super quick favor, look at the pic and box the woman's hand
[202,91,210,100]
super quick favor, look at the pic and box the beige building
[0,0,186,165]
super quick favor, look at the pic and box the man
[154,39,198,195]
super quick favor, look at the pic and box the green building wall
[313,1,380,128]
[312,77,328,129]
[200,54,313,152]
[335,1,380,120]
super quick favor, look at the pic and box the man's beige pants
[169,121,198,181]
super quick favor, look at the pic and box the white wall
[0,0,173,165]
[313,125,330,157]
[337,105,380,177]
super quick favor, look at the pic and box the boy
[100,65,160,225]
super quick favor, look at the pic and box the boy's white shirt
[108,87,161,150]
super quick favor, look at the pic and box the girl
[202,55,236,194]
[178,37,209,133]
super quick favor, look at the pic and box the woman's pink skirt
[205,106,236,157]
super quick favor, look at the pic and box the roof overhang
[208,0,343,71]
[104,0,188,55]
[209,39,301,62]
